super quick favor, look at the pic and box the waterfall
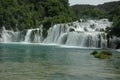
[24,29,33,42]
[43,24,68,43]
[0,27,20,42]
[0,19,120,48]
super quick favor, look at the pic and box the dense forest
[72,1,120,37]
[72,1,120,19]
[0,0,75,30]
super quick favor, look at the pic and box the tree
[81,8,106,19]
[108,6,120,37]
[0,0,75,30]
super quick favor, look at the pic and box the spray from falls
[0,19,120,48]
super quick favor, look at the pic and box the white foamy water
[0,19,120,48]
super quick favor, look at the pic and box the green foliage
[108,6,120,37]
[72,1,120,19]
[42,0,75,29]
[81,8,106,19]
[72,5,107,19]
[42,28,48,38]
[0,0,75,30]
[108,6,120,21]
[110,17,120,37]
[91,50,112,59]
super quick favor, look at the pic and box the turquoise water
[0,43,120,80]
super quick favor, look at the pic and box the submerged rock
[91,50,112,59]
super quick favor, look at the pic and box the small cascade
[0,26,43,43]
[0,27,20,42]
[24,29,33,42]
[0,19,120,49]
[33,31,41,43]
[33,27,43,43]
[43,24,68,43]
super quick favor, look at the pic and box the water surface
[0,43,120,80]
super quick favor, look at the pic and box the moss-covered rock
[91,50,112,59]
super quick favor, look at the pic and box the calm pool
[0,43,120,80]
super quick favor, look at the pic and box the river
[0,43,120,80]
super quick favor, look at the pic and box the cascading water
[0,27,20,42]
[24,29,33,42]
[0,19,120,48]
